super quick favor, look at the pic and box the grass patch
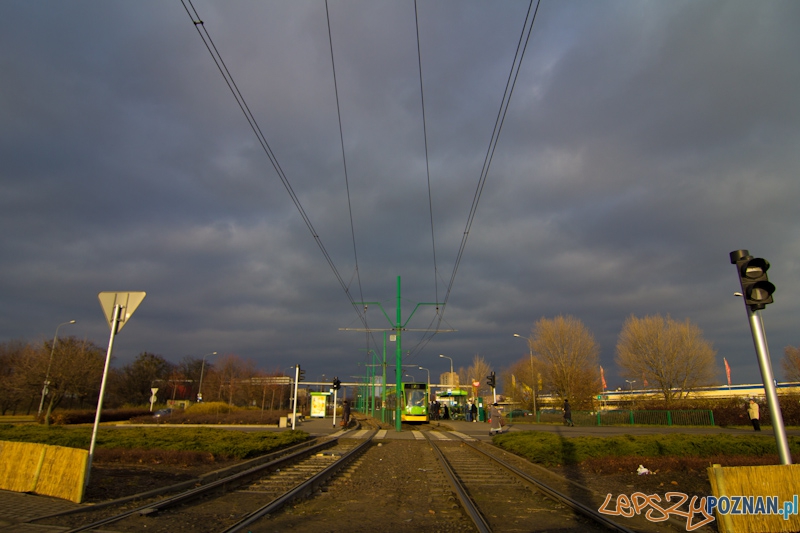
[130,403,284,425]
[0,424,308,460]
[492,431,800,466]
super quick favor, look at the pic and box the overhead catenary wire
[437,0,540,323]
[180,0,541,367]
[179,0,370,329]
[324,0,375,354]
[407,0,541,361]
[414,0,440,311]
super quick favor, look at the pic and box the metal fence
[532,409,714,427]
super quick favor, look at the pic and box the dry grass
[94,447,219,466]
[581,454,785,475]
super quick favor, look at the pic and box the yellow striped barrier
[0,440,87,503]
[707,464,800,533]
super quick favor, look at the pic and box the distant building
[440,371,459,387]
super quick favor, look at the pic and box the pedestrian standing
[466,401,473,422]
[563,399,574,427]
[471,401,478,422]
[489,403,503,435]
[748,399,761,431]
[342,399,351,427]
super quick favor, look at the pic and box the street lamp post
[197,352,218,402]
[439,354,454,387]
[625,380,636,410]
[38,320,76,417]
[513,333,538,414]
[418,366,430,389]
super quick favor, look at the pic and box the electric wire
[437,0,540,326]
[414,0,441,311]
[179,0,370,329]
[324,1,374,354]
[181,0,541,369]
[407,0,540,361]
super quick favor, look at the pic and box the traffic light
[486,371,496,389]
[730,250,776,310]
[297,365,306,382]
[332,377,341,390]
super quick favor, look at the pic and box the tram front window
[406,390,426,414]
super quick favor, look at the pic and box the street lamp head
[68,320,77,324]
[513,333,521,338]
[439,354,445,358]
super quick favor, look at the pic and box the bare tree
[530,315,600,408]
[0,340,40,414]
[116,352,174,406]
[783,346,800,382]
[504,353,544,411]
[458,354,493,399]
[615,315,717,406]
[213,354,257,406]
[40,336,105,423]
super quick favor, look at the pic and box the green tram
[401,382,429,423]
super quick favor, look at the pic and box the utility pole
[340,276,452,431]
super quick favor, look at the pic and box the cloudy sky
[2,1,799,390]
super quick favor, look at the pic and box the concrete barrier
[0,440,88,503]
[707,463,800,533]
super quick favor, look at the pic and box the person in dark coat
[471,401,478,423]
[563,399,574,426]
[342,399,351,426]
[489,403,502,435]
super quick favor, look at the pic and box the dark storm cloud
[2,1,799,390]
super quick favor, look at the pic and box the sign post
[86,292,145,488]
[150,388,159,412]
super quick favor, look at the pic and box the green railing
[529,409,714,427]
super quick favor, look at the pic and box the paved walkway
[0,490,83,532]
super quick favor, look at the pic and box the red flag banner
[600,366,607,390]
[724,358,731,387]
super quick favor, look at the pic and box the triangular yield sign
[98,292,146,333]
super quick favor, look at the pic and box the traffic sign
[98,292,146,332]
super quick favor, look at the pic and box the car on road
[506,409,534,419]
[153,408,173,418]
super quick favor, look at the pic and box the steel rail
[221,431,377,533]
[462,439,637,533]
[32,436,330,522]
[61,436,340,533]
[424,434,492,533]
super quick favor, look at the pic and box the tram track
[30,429,376,533]
[424,431,640,533]
[24,421,694,532]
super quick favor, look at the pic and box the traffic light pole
[745,306,791,465]
[730,249,791,465]
[292,365,300,430]
[332,387,338,428]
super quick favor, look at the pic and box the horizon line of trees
[3,313,799,417]
[483,314,800,411]
[0,337,294,417]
